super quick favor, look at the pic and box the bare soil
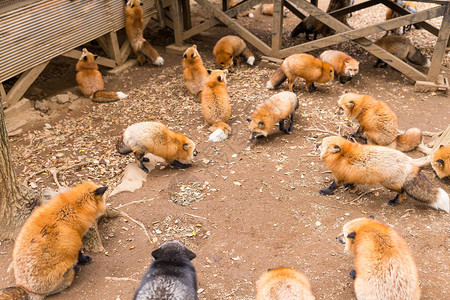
[1,2,449,300]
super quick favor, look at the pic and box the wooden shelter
[0,0,160,108]
[166,0,450,93]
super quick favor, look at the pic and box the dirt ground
[1,1,449,299]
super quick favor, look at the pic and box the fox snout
[193,149,199,157]
[249,132,258,141]
[335,107,344,115]
[336,233,346,244]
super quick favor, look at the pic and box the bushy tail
[267,67,287,90]
[411,155,431,167]
[116,137,132,155]
[211,122,231,136]
[407,45,431,67]
[140,41,164,66]
[403,171,449,212]
[0,286,30,299]
[241,47,255,65]
[394,128,422,152]
[93,91,127,103]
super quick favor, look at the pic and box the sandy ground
[1,1,449,299]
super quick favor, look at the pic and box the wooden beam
[285,0,307,20]
[279,5,444,56]
[272,0,284,56]
[62,50,117,68]
[194,0,272,55]
[96,36,113,58]
[181,0,192,30]
[171,0,184,46]
[286,0,427,81]
[427,4,450,81]
[0,83,7,108]
[106,31,122,65]
[329,0,379,17]
[6,61,50,107]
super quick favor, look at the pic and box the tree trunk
[0,104,39,241]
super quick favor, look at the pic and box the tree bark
[0,104,39,241]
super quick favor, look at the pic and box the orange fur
[338,93,422,151]
[337,217,421,300]
[319,136,449,212]
[12,182,107,299]
[248,91,299,140]
[267,54,334,93]
[125,0,163,66]
[76,48,127,102]
[256,267,315,300]
[374,35,430,67]
[201,70,232,136]
[117,121,197,172]
[432,145,450,178]
[182,45,208,100]
[213,35,255,71]
[320,50,359,82]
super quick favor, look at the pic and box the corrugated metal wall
[0,0,157,83]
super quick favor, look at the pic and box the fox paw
[142,157,150,162]
[319,188,334,195]
[78,255,92,265]
[350,270,356,280]
[247,56,255,66]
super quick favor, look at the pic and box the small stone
[67,92,79,100]
[315,221,322,227]
[56,94,70,104]
[34,100,50,113]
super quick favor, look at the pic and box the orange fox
[386,1,418,34]
[248,91,299,140]
[337,92,422,152]
[266,53,334,93]
[125,0,164,66]
[337,217,421,300]
[374,35,430,68]
[432,145,450,178]
[320,50,359,83]
[319,136,449,212]
[76,48,128,103]
[116,121,198,172]
[256,267,315,300]
[182,45,208,100]
[201,69,232,142]
[7,182,108,300]
[213,35,255,71]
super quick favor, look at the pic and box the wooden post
[427,3,450,82]
[171,0,184,46]
[6,61,50,107]
[272,0,284,56]
[181,0,192,30]
[106,31,123,66]
[0,83,7,108]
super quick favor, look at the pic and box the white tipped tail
[433,188,449,213]
[247,56,255,66]
[154,56,164,66]
[116,92,128,99]
[248,12,254,18]
[266,81,274,89]
[208,129,227,142]
[424,58,431,68]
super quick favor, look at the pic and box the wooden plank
[171,0,184,46]
[279,5,444,56]
[194,0,272,55]
[377,0,440,36]
[0,83,7,108]
[272,0,284,56]
[7,60,49,107]
[285,0,307,20]
[182,0,264,40]
[329,0,378,17]
[62,50,117,68]
[427,4,450,81]
[106,31,122,65]
[286,0,427,81]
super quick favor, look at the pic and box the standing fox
[374,35,431,68]
[116,121,198,172]
[125,0,164,66]
[213,35,255,71]
[247,91,299,141]
[320,50,359,83]
[319,136,449,212]
[182,45,208,100]
[337,92,422,151]
[432,145,450,178]
[256,267,315,300]
[201,69,232,142]
[76,48,128,103]
[267,53,334,93]
[4,182,108,300]
[337,217,421,300]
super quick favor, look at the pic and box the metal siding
[0,0,157,83]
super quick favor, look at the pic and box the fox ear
[192,44,197,49]
[258,121,265,129]
[93,55,98,60]
[439,145,444,148]
[183,53,187,58]
[94,186,108,196]
[207,69,212,75]
[368,215,375,219]
[217,76,223,82]
[83,56,88,61]
[347,232,356,239]
[435,159,445,169]
[224,69,228,75]
[331,145,341,153]
[344,61,349,66]
[140,1,143,6]
[346,101,355,109]
[247,118,251,123]
[183,143,191,151]
[185,249,196,260]
[151,248,161,260]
